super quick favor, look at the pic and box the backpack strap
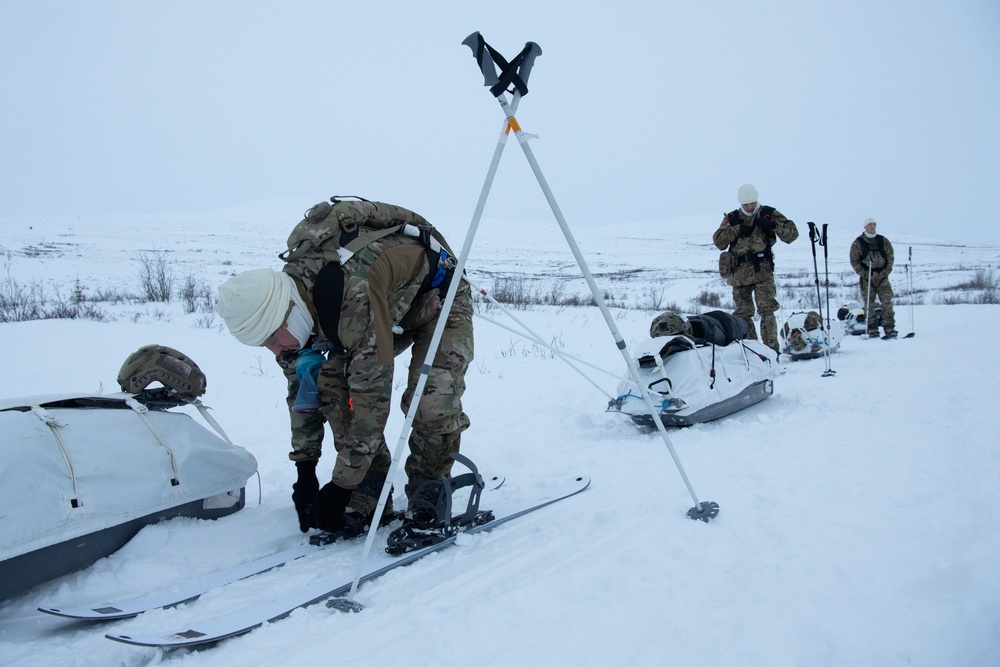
[338,224,406,260]
[856,234,888,264]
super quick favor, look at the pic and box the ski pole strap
[462,32,542,97]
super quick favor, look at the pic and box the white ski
[39,474,505,621]
[106,475,589,648]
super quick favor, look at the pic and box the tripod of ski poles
[807,222,836,377]
[461,32,717,522]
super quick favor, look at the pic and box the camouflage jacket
[713,206,798,285]
[280,226,458,476]
[850,234,894,284]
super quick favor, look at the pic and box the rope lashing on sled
[125,397,180,486]
[31,405,81,508]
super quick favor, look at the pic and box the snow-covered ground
[1,210,998,666]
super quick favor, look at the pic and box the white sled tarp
[780,310,844,360]
[611,336,779,427]
[0,392,257,599]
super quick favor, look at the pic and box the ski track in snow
[1,214,999,667]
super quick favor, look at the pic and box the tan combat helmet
[649,311,693,338]
[117,344,207,398]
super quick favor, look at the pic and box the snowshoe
[882,330,898,340]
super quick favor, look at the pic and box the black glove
[739,223,753,236]
[291,461,319,533]
[307,482,353,532]
[758,216,776,234]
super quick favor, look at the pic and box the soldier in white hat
[713,184,799,352]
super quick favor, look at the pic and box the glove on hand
[739,224,754,236]
[307,482,353,532]
[758,216,776,234]
[291,461,319,533]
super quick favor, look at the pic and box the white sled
[0,392,257,600]
[779,310,843,361]
[837,303,874,336]
[610,311,779,427]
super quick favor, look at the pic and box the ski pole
[905,246,915,338]
[806,223,833,376]
[818,223,835,376]
[463,32,717,523]
[807,223,823,316]
[866,253,874,335]
[806,222,825,340]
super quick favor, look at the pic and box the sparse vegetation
[2,246,996,326]
[137,250,174,302]
[939,268,999,305]
[0,251,218,323]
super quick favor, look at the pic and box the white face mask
[284,302,314,348]
[741,203,760,218]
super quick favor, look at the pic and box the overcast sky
[2,1,998,242]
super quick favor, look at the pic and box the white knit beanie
[737,184,759,205]
[218,269,295,346]
[863,217,877,238]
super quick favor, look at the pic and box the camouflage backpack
[278,196,438,289]
[781,311,823,351]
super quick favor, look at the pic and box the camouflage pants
[732,279,780,351]
[860,277,895,332]
[283,282,474,516]
[399,280,474,500]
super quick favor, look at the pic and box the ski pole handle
[807,221,817,243]
[518,41,542,87]
[462,32,542,97]
[821,223,828,247]
[462,32,499,88]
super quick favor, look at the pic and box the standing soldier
[217,198,474,536]
[849,217,896,338]
[713,184,799,353]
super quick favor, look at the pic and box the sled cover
[612,334,779,427]
[0,392,257,596]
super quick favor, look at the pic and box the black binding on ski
[385,453,495,555]
[309,508,405,546]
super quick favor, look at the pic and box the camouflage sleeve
[883,237,895,275]
[772,210,799,244]
[332,272,396,488]
[713,216,737,250]
[849,239,866,277]
[276,352,325,463]
[333,344,393,489]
